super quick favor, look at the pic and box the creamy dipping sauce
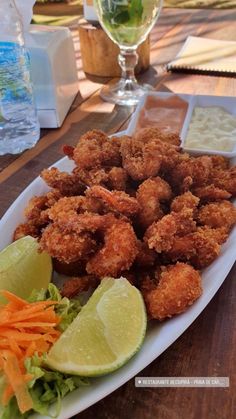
[136,95,188,134]
[185,106,236,152]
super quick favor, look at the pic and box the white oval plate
[0,154,235,419]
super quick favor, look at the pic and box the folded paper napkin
[167,36,236,75]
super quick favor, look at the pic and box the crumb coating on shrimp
[86,219,138,277]
[12,127,236,321]
[144,263,202,320]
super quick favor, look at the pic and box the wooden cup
[78,18,150,78]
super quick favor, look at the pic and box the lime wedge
[46,277,147,376]
[0,236,52,304]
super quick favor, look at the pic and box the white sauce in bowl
[185,106,236,152]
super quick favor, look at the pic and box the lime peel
[0,236,52,303]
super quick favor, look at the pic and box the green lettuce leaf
[1,354,89,419]
[28,283,82,331]
[1,284,88,418]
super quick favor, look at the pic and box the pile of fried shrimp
[14,128,236,321]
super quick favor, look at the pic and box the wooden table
[0,7,235,419]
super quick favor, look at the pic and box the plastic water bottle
[0,0,40,155]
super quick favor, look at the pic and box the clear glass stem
[118,48,138,91]
[99,46,153,106]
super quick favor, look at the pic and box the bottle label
[0,42,33,105]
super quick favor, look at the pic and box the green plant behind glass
[97,0,159,48]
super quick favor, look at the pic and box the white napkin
[167,36,236,74]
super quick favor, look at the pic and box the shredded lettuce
[0,284,89,419]
[1,355,89,419]
[28,283,82,331]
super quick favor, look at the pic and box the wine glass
[94,0,163,106]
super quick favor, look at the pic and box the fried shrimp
[13,221,41,241]
[12,126,236,323]
[170,191,200,213]
[24,195,48,220]
[170,155,213,192]
[107,167,128,191]
[210,167,236,196]
[13,190,62,241]
[197,201,236,230]
[143,263,202,320]
[86,185,140,217]
[120,137,162,181]
[136,177,172,229]
[192,185,231,202]
[61,275,99,298]
[41,168,86,196]
[164,226,228,269]
[120,135,181,181]
[144,214,177,253]
[40,224,97,264]
[86,216,139,277]
[72,166,128,191]
[144,208,196,253]
[209,155,229,170]
[72,129,122,169]
[134,127,181,146]
[72,167,109,187]
[47,196,102,230]
[188,227,228,269]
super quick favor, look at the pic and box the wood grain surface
[0,8,235,419]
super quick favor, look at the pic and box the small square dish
[127,92,236,158]
[181,94,236,158]
[127,91,193,138]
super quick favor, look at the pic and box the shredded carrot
[0,290,27,308]
[8,337,23,358]
[0,306,60,328]
[2,383,14,406]
[0,290,62,414]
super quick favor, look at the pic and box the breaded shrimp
[170,191,200,213]
[120,133,181,181]
[144,214,177,253]
[86,185,140,217]
[136,177,172,229]
[120,137,162,181]
[192,185,231,202]
[197,201,236,230]
[209,155,229,170]
[164,226,228,269]
[189,226,228,269]
[13,221,40,241]
[210,167,236,196]
[86,217,138,277]
[72,166,128,191]
[61,275,99,298]
[144,208,196,253]
[143,263,202,320]
[40,224,97,264]
[72,130,122,169]
[134,127,181,147]
[107,167,128,191]
[13,190,62,241]
[170,156,213,192]
[47,196,102,230]
[72,167,109,187]
[41,167,85,196]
